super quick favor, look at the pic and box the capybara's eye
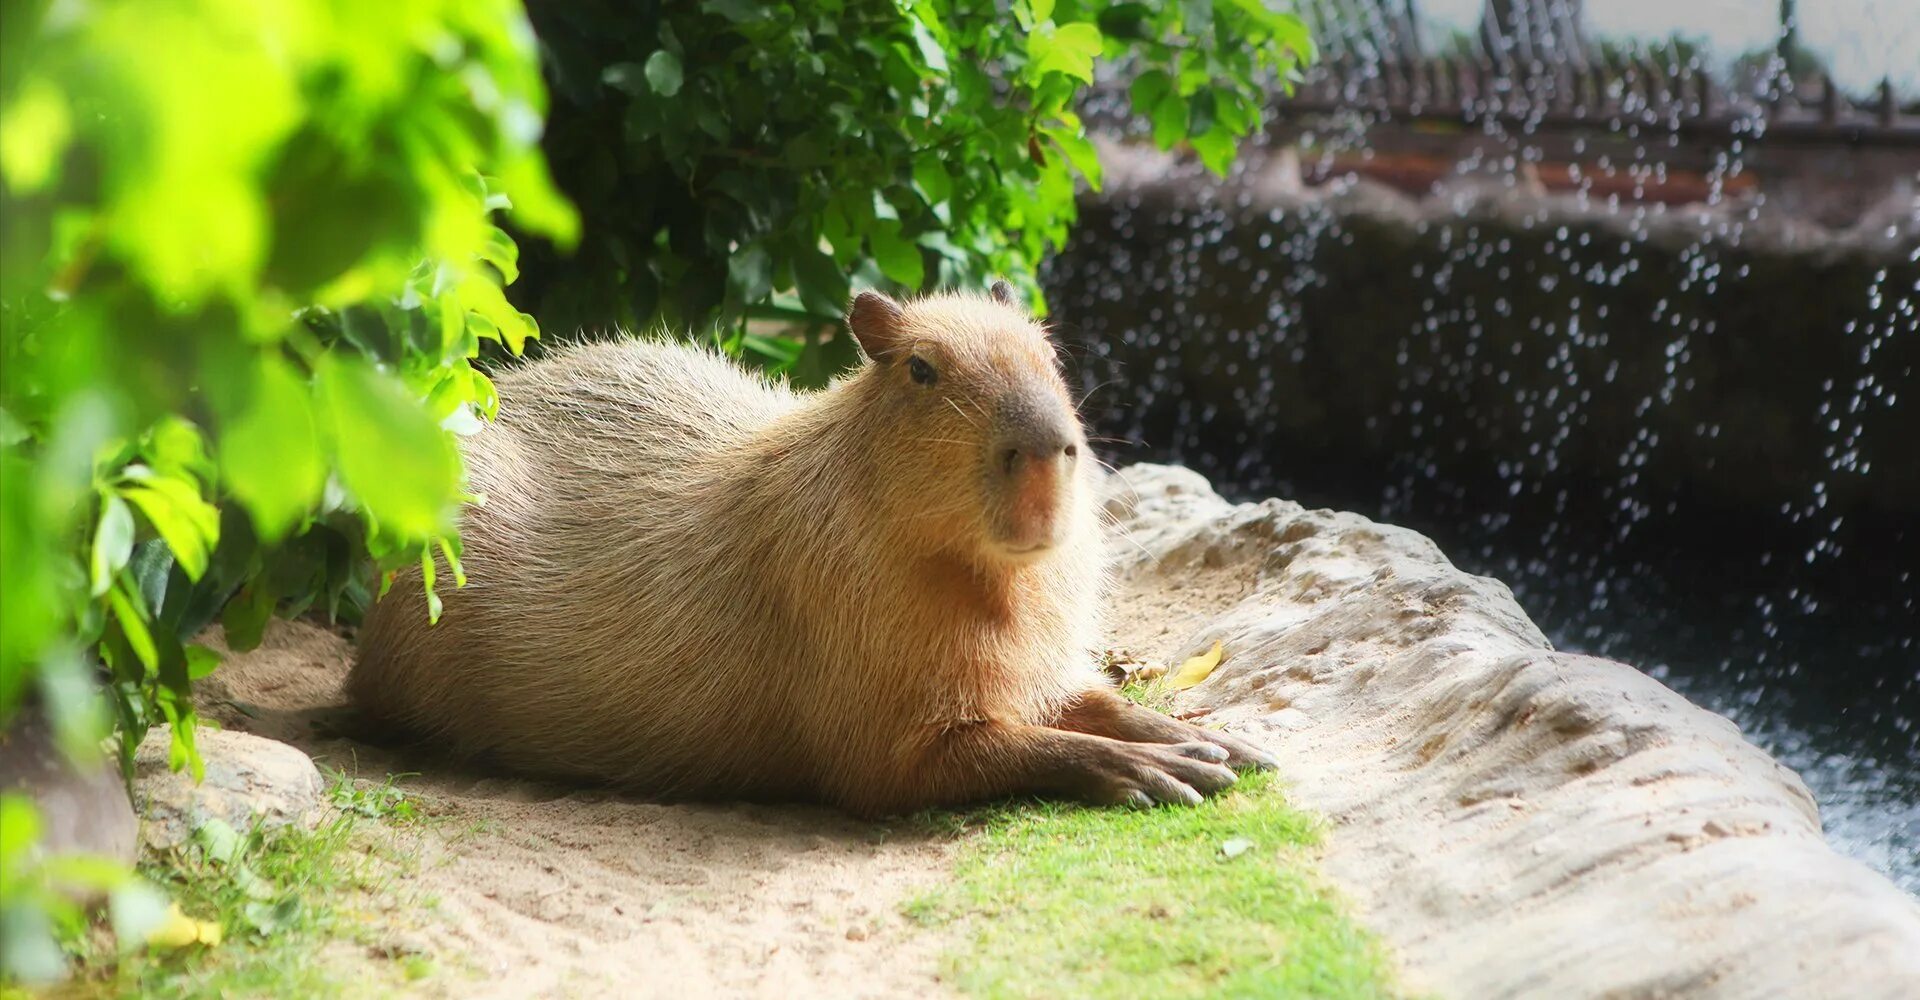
[909,356,938,386]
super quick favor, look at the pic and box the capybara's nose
[998,434,1077,479]
[990,387,1082,481]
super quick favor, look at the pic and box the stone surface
[1104,463,1920,1000]
[0,703,137,868]
[134,725,326,851]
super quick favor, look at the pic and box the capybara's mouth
[989,486,1069,560]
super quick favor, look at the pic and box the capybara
[348,285,1274,815]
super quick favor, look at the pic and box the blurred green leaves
[316,356,461,542]
[0,0,575,798]
[516,0,1312,377]
[218,358,325,546]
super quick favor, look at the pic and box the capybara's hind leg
[1053,687,1278,770]
[848,720,1239,816]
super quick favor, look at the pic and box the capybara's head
[846,284,1092,565]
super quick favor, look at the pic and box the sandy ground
[182,535,1291,999]
[192,622,956,1000]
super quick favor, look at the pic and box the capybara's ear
[848,290,907,360]
[989,279,1019,308]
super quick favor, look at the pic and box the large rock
[1105,463,1920,1000]
[134,726,326,851]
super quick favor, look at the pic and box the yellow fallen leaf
[147,903,223,949]
[1170,640,1224,690]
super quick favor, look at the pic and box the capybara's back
[350,288,1274,815]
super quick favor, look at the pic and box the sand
[190,622,956,1000]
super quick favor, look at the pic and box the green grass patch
[907,772,1401,1000]
[57,773,431,1000]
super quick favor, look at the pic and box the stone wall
[1045,142,1920,552]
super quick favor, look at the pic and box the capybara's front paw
[1174,721,1280,772]
[1075,741,1239,808]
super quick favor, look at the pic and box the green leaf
[1130,69,1172,114]
[193,817,242,866]
[185,644,221,680]
[118,471,218,582]
[222,581,275,652]
[107,585,157,673]
[127,540,172,616]
[0,77,72,193]
[1150,91,1189,148]
[601,62,649,96]
[437,536,466,588]
[91,495,135,598]
[1183,0,1215,37]
[1098,2,1154,40]
[870,223,925,288]
[790,242,849,318]
[243,897,302,937]
[1191,125,1237,176]
[1045,128,1103,191]
[701,0,763,23]
[909,19,950,75]
[912,156,953,207]
[0,796,43,864]
[1029,23,1102,83]
[220,356,324,544]
[315,356,459,541]
[1188,88,1218,138]
[144,418,213,483]
[420,547,442,625]
[479,226,520,285]
[727,243,773,306]
[645,50,684,98]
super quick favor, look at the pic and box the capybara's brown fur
[348,287,1273,815]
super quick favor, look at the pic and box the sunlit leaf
[645,50,684,97]
[118,473,217,582]
[315,356,459,542]
[90,495,135,597]
[421,546,442,625]
[106,585,158,673]
[220,356,324,544]
[0,77,71,193]
[1170,640,1224,690]
[1150,91,1189,148]
[1028,22,1102,83]
[145,902,223,950]
[1045,127,1103,191]
[185,644,221,680]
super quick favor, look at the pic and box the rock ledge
[1108,463,1920,1000]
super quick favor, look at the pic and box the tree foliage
[0,0,1313,983]
[517,0,1312,377]
[0,0,575,786]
